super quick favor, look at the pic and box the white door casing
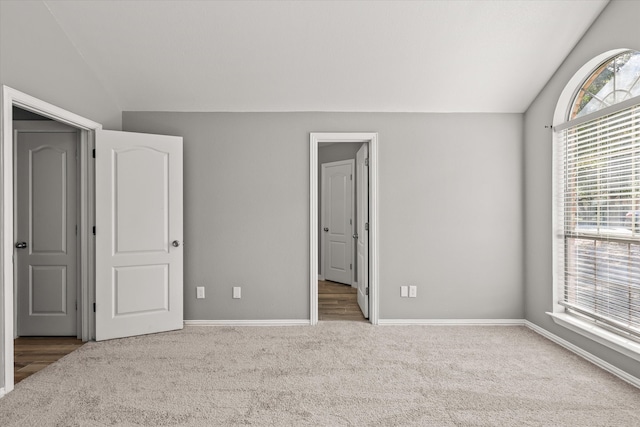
[309,132,378,326]
[95,130,183,341]
[321,160,354,285]
[14,123,78,336]
[356,143,369,318]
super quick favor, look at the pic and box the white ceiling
[43,0,609,113]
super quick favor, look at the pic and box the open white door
[356,144,369,318]
[95,130,183,341]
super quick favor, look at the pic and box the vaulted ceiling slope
[43,0,608,113]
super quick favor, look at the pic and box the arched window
[570,50,640,119]
[553,50,640,353]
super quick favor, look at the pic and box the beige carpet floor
[0,323,638,426]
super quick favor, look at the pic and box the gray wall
[123,112,524,321]
[0,1,121,129]
[524,0,640,378]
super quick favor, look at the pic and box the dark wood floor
[318,280,367,322]
[14,337,84,384]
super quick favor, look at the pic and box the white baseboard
[0,387,5,399]
[317,275,324,281]
[184,319,311,327]
[378,319,525,326]
[524,320,640,389]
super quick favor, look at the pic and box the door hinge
[365,222,369,231]
[92,149,96,158]
[93,226,96,235]
[75,301,77,310]
[93,303,96,313]
[365,287,369,296]
[350,218,352,225]
[75,225,78,235]
[365,158,369,167]
[350,263,352,270]
[350,174,353,181]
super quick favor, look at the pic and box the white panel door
[322,160,353,285]
[95,130,183,341]
[356,144,369,318]
[15,128,78,336]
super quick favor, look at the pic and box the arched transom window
[571,50,640,119]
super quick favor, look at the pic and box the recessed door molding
[309,132,379,326]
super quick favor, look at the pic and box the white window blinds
[556,103,640,339]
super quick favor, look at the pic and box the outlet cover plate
[400,286,408,297]
[196,286,205,299]
[233,287,241,299]
[409,285,417,298]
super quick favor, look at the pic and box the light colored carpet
[0,323,638,426]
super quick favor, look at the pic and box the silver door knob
[172,240,180,247]
[353,233,358,239]
[323,227,329,232]
[15,242,27,249]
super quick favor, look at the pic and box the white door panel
[16,129,78,336]
[95,130,183,341]
[114,147,168,253]
[322,161,353,285]
[356,144,369,318]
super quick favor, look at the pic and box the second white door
[322,160,354,285]
[15,122,79,336]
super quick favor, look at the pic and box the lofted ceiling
[42,0,609,113]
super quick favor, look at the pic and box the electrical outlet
[400,286,408,297]
[196,286,205,299]
[409,285,417,298]
[233,286,241,299]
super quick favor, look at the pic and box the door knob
[15,242,27,249]
[172,240,181,247]
[353,233,358,239]
[323,227,329,232]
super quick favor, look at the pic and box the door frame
[320,159,355,286]
[310,132,379,325]
[1,85,102,396]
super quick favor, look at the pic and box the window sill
[547,312,640,363]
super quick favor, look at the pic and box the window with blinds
[555,102,640,340]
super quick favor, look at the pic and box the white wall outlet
[233,286,241,299]
[400,286,408,297]
[409,285,417,298]
[196,286,205,299]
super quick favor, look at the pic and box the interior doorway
[309,132,379,325]
[10,111,86,388]
[1,87,102,396]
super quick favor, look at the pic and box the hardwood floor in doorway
[14,337,84,384]
[318,280,366,322]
